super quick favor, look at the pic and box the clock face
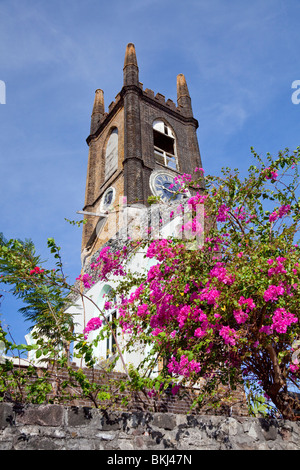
[100,187,115,211]
[150,172,183,202]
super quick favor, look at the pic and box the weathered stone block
[152,413,176,430]
[95,431,115,441]
[15,404,64,427]
[66,406,95,427]
[0,403,14,429]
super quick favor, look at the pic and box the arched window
[94,285,117,360]
[104,302,117,359]
[105,128,118,180]
[153,120,177,170]
[89,284,117,362]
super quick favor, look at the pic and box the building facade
[71,43,205,370]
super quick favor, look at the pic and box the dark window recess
[106,311,117,359]
[153,129,174,154]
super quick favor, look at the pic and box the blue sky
[0,0,300,344]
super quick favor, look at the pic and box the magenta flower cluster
[271,308,298,334]
[83,317,102,339]
[216,204,230,222]
[269,204,291,223]
[76,273,93,289]
[260,308,298,335]
[76,246,127,289]
[267,257,287,276]
[167,355,201,378]
[261,167,278,180]
[219,325,238,346]
[91,246,127,281]
[263,284,285,302]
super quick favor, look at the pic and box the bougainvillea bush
[1,147,300,419]
[80,147,300,420]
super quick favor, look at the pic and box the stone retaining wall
[0,403,299,450]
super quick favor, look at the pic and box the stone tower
[81,43,204,262]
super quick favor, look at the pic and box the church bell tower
[81,43,204,262]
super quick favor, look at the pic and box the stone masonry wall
[0,403,299,450]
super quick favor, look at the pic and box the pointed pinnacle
[177,74,193,116]
[90,89,105,134]
[92,89,104,115]
[177,74,190,100]
[124,43,138,69]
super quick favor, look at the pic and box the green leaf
[15,344,29,350]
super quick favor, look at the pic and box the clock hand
[157,184,178,194]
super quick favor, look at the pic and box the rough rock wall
[0,403,299,451]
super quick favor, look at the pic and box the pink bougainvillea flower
[238,296,255,311]
[76,272,93,289]
[91,246,127,281]
[268,205,290,223]
[216,204,230,222]
[29,266,44,275]
[83,317,102,339]
[233,309,249,324]
[269,211,278,223]
[167,355,201,378]
[219,325,238,346]
[290,364,299,373]
[271,308,298,334]
[259,325,272,335]
[263,284,285,302]
[194,327,207,338]
[262,167,278,180]
[199,287,220,305]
